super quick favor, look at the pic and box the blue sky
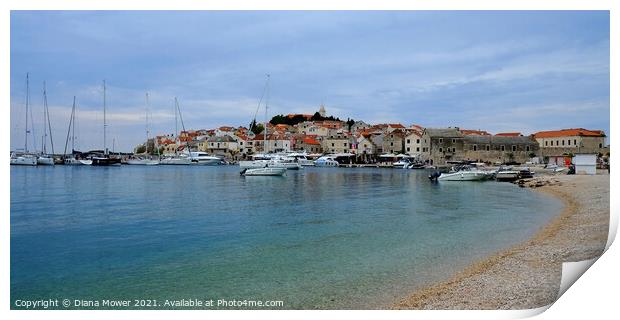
[10,11,610,152]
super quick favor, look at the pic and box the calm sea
[10,165,563,309]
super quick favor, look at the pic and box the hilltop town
[140,105,610,166]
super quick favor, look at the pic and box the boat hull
[160,158,192,165]
[438,171,488,181]
[10,156,37,166]
[241,167,286,176]
[127,159,160,166]
[91,157,121,166]
[37,156,55,166]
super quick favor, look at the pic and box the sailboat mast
[44,81,55,155]
[64,96,75,157]
[72,98,76,152]
[145,93,150,154]
[25,73,29,153]
[174,97,178,154]
[103,80,107,155]
[42,82,47,154]
[264,74,270,154]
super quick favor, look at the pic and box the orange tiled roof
[495,132,522,137]
[303,137,320,145]
[534,128,605,138]
[388,123,405,128]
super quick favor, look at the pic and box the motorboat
[36,155,55,166]
[495,170,520,181]
[287,152,315,166]
[10,153,37,166]
[314,156,339,167]
[393,158,412,168]
[240,167,286,176]
[187,151,222,165]
[437,166,489,181]
[240,154,301,170]
[78,159,93,165]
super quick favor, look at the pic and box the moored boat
[10,153,37,166]
[437,165,488,181]
[240,167,286,176]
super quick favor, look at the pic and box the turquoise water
[10,165,563,309]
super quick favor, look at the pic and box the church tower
[318,104,326,117]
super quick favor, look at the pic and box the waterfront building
[298,135,323,154]
[321,133,353,154]
[404,130,423,156]
[382,129,405,154]
[205,135,239,158]
[533,128,607,158]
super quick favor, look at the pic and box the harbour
[11,165,564,309]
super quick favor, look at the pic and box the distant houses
[137,104,608,165]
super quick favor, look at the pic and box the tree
[528,152,537,159]
[249,119,264,135]
[135,145,146,154]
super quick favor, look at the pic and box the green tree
[135,145,146,154]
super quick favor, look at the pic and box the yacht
[287,152,315,166]
[187,151,222,165]
[37,155,55,166]
[10,153,37,166]
[240,167,286,176]
[314,155,339,167]
[160,154,192,165]
[437,165,489,181]
[393,158,412,168]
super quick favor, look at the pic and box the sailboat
[160,97,195,165]
[11,73,37,166]
[240,75,287,176]
[91,80,121,166]
[127,93,160,165]
[37,82,55,165]
[62,96,90,165]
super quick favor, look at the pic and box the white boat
[11,73,37,166]
[287,152,315,166]
[37,82,56,166]
[438,166,489,181]
[127,158,160,166]
[37,155,55,166]
[187,151,222,165]
[240,167,286,176]
[393,159,412,168]
[314,156,339,167]
[78,159,93,165]
[160,155,192,165]
[10,153,37,166]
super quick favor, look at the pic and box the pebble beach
[394,172,610,310]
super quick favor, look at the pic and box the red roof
[303,137,320,145]
[495,132,522,137]
[534,128,605,138]
[388,123,405,128]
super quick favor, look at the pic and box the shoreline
[393,173,609,310]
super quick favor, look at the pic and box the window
[439,138,443,143]
[545,141,548,146]
[574,139,577,145]
[486,145,490,151]
[406,147,410,152]
[439,147,443,152]
[452,139,456,143]
[452,148,456,153]
[416,147,420,152]
[473,145,477,151]
[391,135,394,138]
[526,145,530,152]
[406,139,410,144]
[551,141,554,146]
[599,143,603,148]
[344,143,348,147]
[567,140,571,146]
[390,142,394,146]
[501,145,505,151]
[331,143,335,147]
[512,145,517,152]
[364,144,367,148]
[562,140,565,146]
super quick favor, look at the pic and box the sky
[10,11,610,152]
